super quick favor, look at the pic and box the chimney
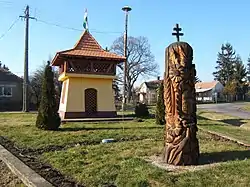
[157,76,160,80]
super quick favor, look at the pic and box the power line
[0,17,19,40]
[36,19,122,34]
[0,1,13,3]
[0,15,121,42]
[36,19,81,32]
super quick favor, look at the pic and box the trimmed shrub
[135,102,149,118]
[36,61,61,130]
[155,82,165,125]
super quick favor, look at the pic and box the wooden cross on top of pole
[172,23,184,42]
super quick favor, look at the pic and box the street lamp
[122,5,132,112]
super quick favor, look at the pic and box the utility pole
[20,5,35,112]
[121,6,132,112]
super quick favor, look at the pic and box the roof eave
[60,53,126,62]
[51,53,61,66]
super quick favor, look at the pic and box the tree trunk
[163,42,199,166]
[127,86,133,103]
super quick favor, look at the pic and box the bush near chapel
[135,102,149,118]
[155,82,165,125]
[36,62,61,130]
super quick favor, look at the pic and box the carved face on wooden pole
[163,42,199,166]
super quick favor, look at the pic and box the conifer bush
[155,82,165,125]
[36,61,61,130]
[135,102,149,118]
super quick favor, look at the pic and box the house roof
[0,68,23,82]
[144,80,163,89]
[51,30,126,66]
[196,88,213,93]
[195,81,219,90]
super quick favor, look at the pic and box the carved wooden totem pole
[163,24,200,165]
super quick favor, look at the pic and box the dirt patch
[146,130,250,174]
[0,136,84,187]
[145,155,221,174]
[0,160,26,187]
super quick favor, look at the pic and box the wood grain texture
[163,42,199,166]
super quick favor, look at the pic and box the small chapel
[51,30,125,119]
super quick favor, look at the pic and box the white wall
[139,83,147,103]
[197,82,224,102]
[139,83,148,93]
[138,82,160,104]
[213,82,224,93]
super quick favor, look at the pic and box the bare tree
[30,64,45,108]
[30,62,61,109]
[111,36,158,102]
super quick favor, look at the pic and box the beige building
[51,30,125,119]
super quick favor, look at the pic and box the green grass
[117,110,135,116]
[42,131,250,187]
[1,112,250,186]
[198,110,250,144]
[239,102,250,112]
[0,113,161,149]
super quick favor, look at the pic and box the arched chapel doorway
[85,88,97,116]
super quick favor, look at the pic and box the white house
[138,79,224,105]
[195,81,224,102]
[138,78,162,105]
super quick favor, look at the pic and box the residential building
[195,81,224,102]
[138,77,162,105]
[0,65,23,111]
[138,79,224,105]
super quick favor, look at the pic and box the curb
[0,144,54,187]
[199,127,250,148]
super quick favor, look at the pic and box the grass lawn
[1,112,250,186]
[239,102,250,112]
[42,131,250,187]
[0,113,161,149]
[198,110,250,144]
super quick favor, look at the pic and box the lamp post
[122,5,132,112]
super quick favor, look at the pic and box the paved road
[197,103,250,119]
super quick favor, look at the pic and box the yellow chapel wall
[65,77,116,112]
[59,79,69,112]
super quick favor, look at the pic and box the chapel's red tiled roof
[73,31,103,51]
[61,50,126,60]
[51,31,126,66]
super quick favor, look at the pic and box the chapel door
[85,88,97,116]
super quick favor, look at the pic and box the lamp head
[122,6,132,12]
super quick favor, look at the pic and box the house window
[0,86,12,97]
